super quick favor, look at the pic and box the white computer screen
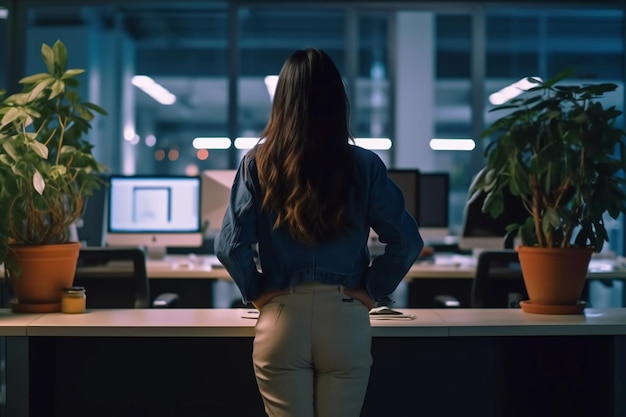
[108,176,201,233]
[105,176,203,257]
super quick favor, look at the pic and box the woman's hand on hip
[251,290,289,310]
[343,288,376,310]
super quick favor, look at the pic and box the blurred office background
[1,0,625,254]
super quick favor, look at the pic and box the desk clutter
[241,307,416,320]
[369,307,416,320]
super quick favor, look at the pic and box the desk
[3,308,626,417]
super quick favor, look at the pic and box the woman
[215,48,423,417]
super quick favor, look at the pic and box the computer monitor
[387,169,420,222]
[418,172,450,243]
[201,169,237,237]
[384,170,451,243]
[458,182,528,253]
[105,175,203,259]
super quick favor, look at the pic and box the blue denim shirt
[215,145,423,306]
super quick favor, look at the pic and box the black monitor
[385,170,451,244]
[387,169,420,222]
[369,169,420,255]
[458,182,528,252]
[418,172,450,243]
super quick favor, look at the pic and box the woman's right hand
[251,290,289,310]
[343,287,376,310]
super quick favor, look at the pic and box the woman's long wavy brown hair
[253,48,355,245]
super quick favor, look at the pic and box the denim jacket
[215,145,423,307]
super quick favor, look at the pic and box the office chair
[471,249,527,308]
[74,247,178,309]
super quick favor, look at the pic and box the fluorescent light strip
[0,8,8,19]
[191,137,473,152]
[234,137,260,150]
[429,138,475,151]
[489,77,542,105]
[192,137,232,150]
[353,138,392,150]
[131,75,176,105]
[232,137,392,151]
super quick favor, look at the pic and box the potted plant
[0,40,107,313]
[471,69,626,314]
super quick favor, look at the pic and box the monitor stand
[145,246,167,260]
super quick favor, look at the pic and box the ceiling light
[131,75,176,105]
[353,138,392,150]
[232,136,392,151]
[192,137,231,150]
[489,77,542,105]
[429,138,475,151]
[234,137,260,150]
[0,8,8,19]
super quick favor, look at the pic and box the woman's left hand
[343,287,376,310]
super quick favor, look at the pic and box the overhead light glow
[145,134,157,147]
[489,77,542,105]
[131,75,176,105]
[192,137,231,150]
[231,136,392,151]
[234,137,260,150]
[353,138,392,150]
[264,75,279,101]
[123,125,136,141]
[0,8,8,19]
[429,138,475,151]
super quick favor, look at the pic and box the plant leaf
[53,40,68,73]
[0,107,20,128]
[41,43,55,74]
[61,68,85,79]
[33,169,45,195]
[28,141,49,159]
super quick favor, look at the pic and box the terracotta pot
[516,246,593,307]
[6,242,81,309]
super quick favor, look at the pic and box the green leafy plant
[0,40,107,265]
[470,70,626,252]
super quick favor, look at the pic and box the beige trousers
[253,281,373,417]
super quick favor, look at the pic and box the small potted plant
[0,40,107,312]
[471,69,626,314]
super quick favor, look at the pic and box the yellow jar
[61,286,86,314]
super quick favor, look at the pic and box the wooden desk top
[13,307,626,338]
[0,311,44,336]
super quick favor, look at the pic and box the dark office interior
[1,1,626,417]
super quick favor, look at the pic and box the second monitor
[386,170,450,244]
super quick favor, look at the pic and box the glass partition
[14,3,626,254]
